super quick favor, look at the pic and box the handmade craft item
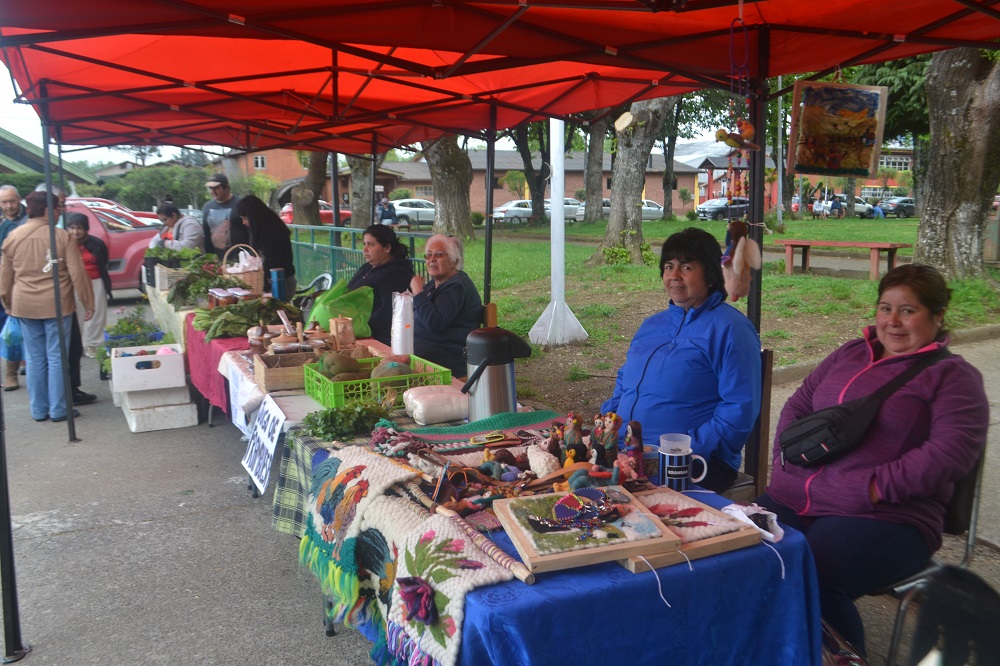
[493,485,680,573]
[721,218,762,302]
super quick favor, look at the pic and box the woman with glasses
[409,234,482,378]
[347,224,414,344]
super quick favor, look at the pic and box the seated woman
[409,234,482,378]
[233,195,296,298]
[600,227,761,492]
[756,264,988,656]
[347,225,414,345]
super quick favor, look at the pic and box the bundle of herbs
[143,246,205,268]
[300,398,390,442]
[191,298,301,340]
[167,265,249,307]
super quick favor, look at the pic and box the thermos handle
[461,357,492,394]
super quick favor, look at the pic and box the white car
[574,198,663,220]
[813,195,873,219]
[492,199,536,224]
[391,198,436,228]
[543,197,582,222]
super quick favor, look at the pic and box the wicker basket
[221,243,264,294]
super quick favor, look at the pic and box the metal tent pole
[482,105,496,305]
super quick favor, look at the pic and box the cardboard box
[121,401,198,433]
[111,344,186,392]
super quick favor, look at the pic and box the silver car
[574,198,663,220]
[544,197,582,222]
[392,198,436,228]
[492,199,536,225]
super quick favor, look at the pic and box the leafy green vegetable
[301,398,390,442]
[191,298,301,340]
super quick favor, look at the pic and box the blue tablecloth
[459,492,821,666]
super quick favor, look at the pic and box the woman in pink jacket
[756,264,988,656]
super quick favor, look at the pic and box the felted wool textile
[386,514,514,666]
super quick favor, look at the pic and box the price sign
[241,394,285,494]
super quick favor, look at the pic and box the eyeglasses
[424,251,447,260]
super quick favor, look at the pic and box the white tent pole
[529,118,588,346]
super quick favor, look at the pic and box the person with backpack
[377,197,397,225]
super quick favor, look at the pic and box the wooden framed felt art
[493,485,681,574]
[787,80,889,178]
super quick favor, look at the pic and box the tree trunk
[660,100,683,220]
[291,151,327,226]
[845,177,857,217]
[512,123,549,224]
[583,111,611,223]
[589,96,678,266]
[422,136,474,240]
[918,49,1000,278]
[346,153,387,228]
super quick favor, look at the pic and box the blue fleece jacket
[412,270,482,378]
[601,290,761,471]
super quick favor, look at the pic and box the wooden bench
[775,240,912,280]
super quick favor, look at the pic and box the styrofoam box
[121,402,198,433]
[122,386,191,410]
[111,344,186,393]
[109,376,121,407]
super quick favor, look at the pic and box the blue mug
[658,433,707,492]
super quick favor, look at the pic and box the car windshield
[96,209,162,231]
[704,198,730,205]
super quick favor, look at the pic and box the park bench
[775,240,912,280]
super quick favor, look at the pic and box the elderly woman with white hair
[409,234,483,378]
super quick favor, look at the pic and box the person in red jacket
[756,264,989,656]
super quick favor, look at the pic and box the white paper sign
[241,394,286,494]
[228,367,252,437]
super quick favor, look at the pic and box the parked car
[791,195,800,213]
[640,199,664,220]
[63,202,162,292]
[878,196,916,218]
[492,199,537,225]
[696,197,749,221]
[279,200,351,226]
[574,198,611,219]
[391,198,436,228]
[813,194,873,218]
[67,196,159,221]
[543,197,582,222]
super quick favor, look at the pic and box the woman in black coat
[347,224,414,344]
[234,195,296,297]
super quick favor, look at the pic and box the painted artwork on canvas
[788,80,888,178]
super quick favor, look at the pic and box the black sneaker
[72,389,98,405]
[52,409,81,423]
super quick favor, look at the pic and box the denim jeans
[21,315,72,420]
[756,493,931,656]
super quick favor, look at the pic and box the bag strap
[866,347,951,402]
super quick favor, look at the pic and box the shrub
[471,211,485,226]
[574,188,587,200]
[389,188,412,200]
[686,210,698,221]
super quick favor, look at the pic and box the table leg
[887,248,898,271]
[869,248,880,280]
[802,247,811,273]
[784,245,794,275]
[324,597,338,637]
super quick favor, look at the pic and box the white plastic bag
[405,386,468,425]
[391,291,414,355]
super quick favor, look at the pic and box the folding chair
[876,449,987,665]
[720,348,774,502]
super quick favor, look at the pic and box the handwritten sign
[241,394,285,494]
[228,366,252,437]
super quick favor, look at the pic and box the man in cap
[201,173,246,256]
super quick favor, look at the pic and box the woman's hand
[409,275,425,294]
[83,309,94,322]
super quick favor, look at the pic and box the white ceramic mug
[658,433,707,491]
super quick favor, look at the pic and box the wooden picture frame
[787,80,889,178]
[621,488,760,572]
[493,485,681,574]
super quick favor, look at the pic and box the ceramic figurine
[623,420,646,479]
[600,412,623,463]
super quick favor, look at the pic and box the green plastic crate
[304,355,451,409]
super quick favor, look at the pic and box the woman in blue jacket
[601,227,761,492]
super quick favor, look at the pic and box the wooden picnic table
[775,240,912,280]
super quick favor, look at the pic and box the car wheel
[898,211,907,218]
[511,216,522,225]
[397,215,410,225]
[713,211,725,221]
[342,216,351,226]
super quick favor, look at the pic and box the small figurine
[599,411,623,463]
[715,127,760,152]
[623,421,646,480]
[591,413,605,450]
[563,448,577,468]
[563,412,584,452]
[721,219,761,302]
[545,425,564,461]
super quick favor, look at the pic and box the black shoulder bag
[779,349,949,468]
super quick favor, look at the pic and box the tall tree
[421,136,474,239]
[346,152,387,228]
[292,152,328,226]
[590,96,678,266]
[508,122,550,224]
[917,48,1000,278]
[582,108,613,223]
[117,145,162,166]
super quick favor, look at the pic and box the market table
[146,287,194,349]
[185,312,250,415]
[458,490,821,665]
